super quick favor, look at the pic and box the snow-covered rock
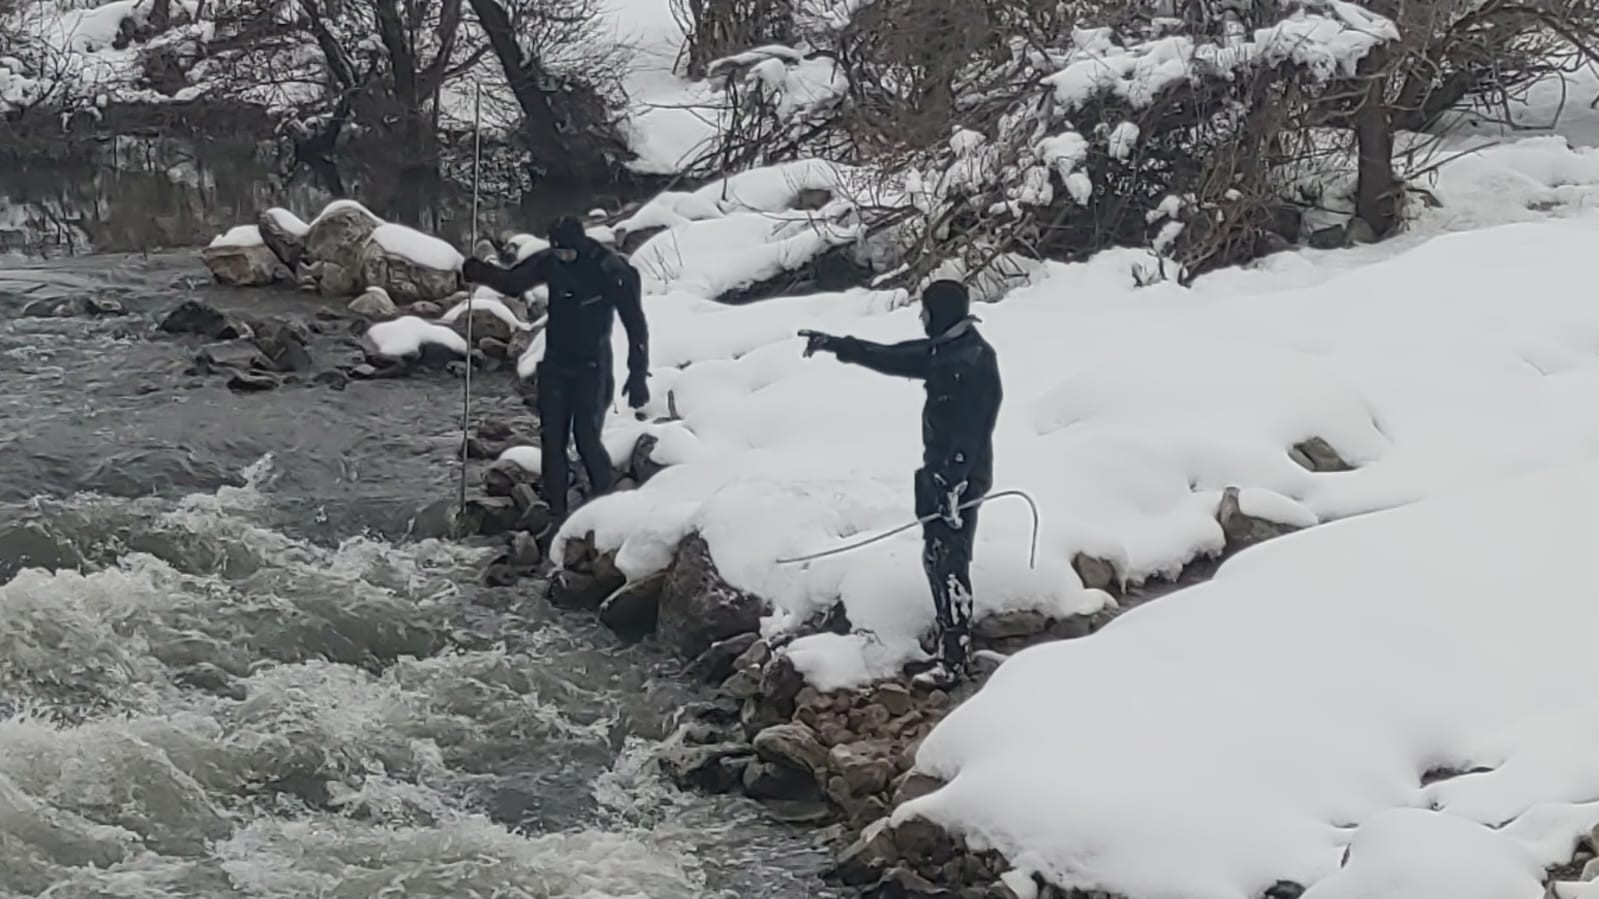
[304,201,381,297]
[359,224,463,304]
[348,286,398,320]
[365,315,468,362]
[201,226,284,286]
[258,208,309,270]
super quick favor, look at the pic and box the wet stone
[226,371,280,392]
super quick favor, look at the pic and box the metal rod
[457,81,483,533]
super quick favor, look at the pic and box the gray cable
[775,489,1040,568]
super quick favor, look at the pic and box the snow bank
[553,138,1599,689]
[903,460,1599,899]
[621,159,864,232]
[631,210,860,298]
[366,317,468,358]
[207,224,264,249]
[263,207,309,238]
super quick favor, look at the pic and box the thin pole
[457,81,483,532]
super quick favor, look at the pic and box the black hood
[921,280,971,336]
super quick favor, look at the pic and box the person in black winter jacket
[462,216,649,519]
[799,280,1002,684]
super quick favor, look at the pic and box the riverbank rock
[657,533,765,658]
[359,224,462,304]
[598,572,666,639]
[1217,486,1314,554]
[550,536,627,611]
[1289,437,1354,473]
[258,208,309,270]
[160,300,247,339]
[349,287,399,320]
[304,202,380,297]
[202,226,285,287]
[449,308,514,345]
[251,319,313,373]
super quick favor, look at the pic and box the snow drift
[903,458,1599,899]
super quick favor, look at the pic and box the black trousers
[536,359,614,516]
[914,466,984,668]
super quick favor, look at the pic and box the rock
[758,655,806,721]
[659,742,754,793]
[349,287,399,320]
[202,242,284,287]
[251,319,313,373]
[731,639,772,673]
[483,563,520,587]
[742,759,823,802]
[479,337,509,358]
[1583,856,1599,881]
[460,496,520,536]
[1217,486,1305,553]
[832,743,895,796]
[872,682,913,717]
[550,551,625,611]
[21,298,77,317]
[407,300,443,318]
[719,667,763,700]
[313,369,349,390]
[832,819,900,886]
[753,722,829,777]
[867,865,953,898]
[86,297,125,316]
[974,610,1049,641]
[359,233,460,304]
[160,300,233,338]
[687,632,761,685]
[630,433,665,484]
[514,500,554,535]
[598,572,665,639]
[892,815,958,867]
[656,533,764,658]
[226,371,280,392]
[483,462,534,498]
[304,203,379,295]
[892,772,944,806]
[509,482,541,513]
[449,308,514,345]
[795,187,834,210]
[507,327,536,364]
[1071,553,1120,593]
[508,532,543,569]
[258,208,306,269]
[1289,437,1352,473]
[763,799,835,824]
[350,364,379,380]
[196,341,268,373]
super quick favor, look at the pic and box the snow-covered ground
[556,132,1599,693]
[904,458,1599,899]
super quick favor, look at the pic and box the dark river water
[0,247,843,894]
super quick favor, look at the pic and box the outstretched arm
[830,336,933,380]
[462,251,551,297]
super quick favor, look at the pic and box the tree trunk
[1354,48,1399,240]
[465,0,584,182]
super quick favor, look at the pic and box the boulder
[659,743,754,794]
[258,208,307,270]
[1217,486,1307,554]
[753,722,829,777]
[251,319,313,373]
[832,819,901,886]
[872,682,913,717]
[196,341,268,373]
[687,632,762,685]
[201,243,284,287]
[974,610,1049,642]
[359,230,460,304]
[598,572,666,639]
[407,300,443,318]
[160,300,239,339]
[830,743,895,796]
[483,462,535,498]
[304,203,380,291]
[1071,553,1120,593]
[1289,437,1353,473]
[549,551,626,611]
[657,533,764,657]
[349,287,399,320]
[87,297,126,316]
[742,759,824,802]
[459,496,520,536]
[448,308,515,345]
[226,371,280,392]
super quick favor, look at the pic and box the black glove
[799,329,841,358]
[625,370,650,409]
[461,257,495,285]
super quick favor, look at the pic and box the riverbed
[0,251,847,898]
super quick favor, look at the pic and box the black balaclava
[548,216,590,263]
[920,279,971,337]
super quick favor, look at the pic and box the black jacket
[832,319,1001,498]
[464,245,647,376]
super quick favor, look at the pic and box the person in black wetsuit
[461,216,649,519]
[798,280,1002,685]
